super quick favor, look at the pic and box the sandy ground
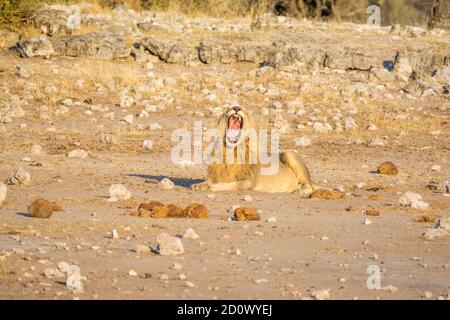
[0,12,449,300]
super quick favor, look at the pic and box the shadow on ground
[126,174,203,188]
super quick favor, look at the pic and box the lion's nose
[231,106,241,113]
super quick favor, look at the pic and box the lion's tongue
[227,117,241,142]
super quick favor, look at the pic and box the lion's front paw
[191,182,209,191]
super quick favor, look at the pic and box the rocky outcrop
[33,5,81,36]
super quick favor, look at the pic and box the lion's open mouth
[226,114,243,144]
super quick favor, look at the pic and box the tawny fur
[192,106,318,196]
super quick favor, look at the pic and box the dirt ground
[0,8,449,300]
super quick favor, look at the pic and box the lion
[191,106,320,196]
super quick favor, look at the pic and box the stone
[121,114,133,124]
[310,189,344,200]
[13,36,55,58]
[159,177,175,190]
[363,218,373,225]
[399,191,428,209]
[7,167,31,186]
[67,149,88,158]
[99,133,117,145]
[31,144,43,155]
[156,233,184,256]
[28,199,53,219]
[183,228,199,240]
[57,261,70,273]
[111,229,119,239]
[51,32,130,60]
[135,245,150,253]
[243,195,253,202]
[234,207,260,221]
[128,270,138,277]
[435,217,450,231]
[422,228,448,240]
[377,161,398,176]
[33,4,81,36]
[0,182,6,206]
[143,139,153,151]
[429,165,441,172]
[344,117,358,130]
[171,263,182,270]
[311,289,330,300]
[138,201,169,218]
[109,184,131,201]
[294,136,312,147]
[66,265,83,292]
[184,203,208,219]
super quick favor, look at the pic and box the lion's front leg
[209,180,252,192]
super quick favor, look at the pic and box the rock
[435,217,450,231]
[31,144,43,155]
[266,216,277,223]
[28,198,53,219]
[423,292,433,299]
[156,233,184,256]
[33,4,81,36]
[183,228,199,240]
[363,218,373,225]
[138,201,169,218]
[377,161,399,176]
[128,270,138,277]
[99,133,117,145]
[382,285,398,293]
[344,117,358,130]
[67,149,88,158]
[66,265,83,292]
[121,114,133,124]
[15,65,34,78]
[111,229,119,239]
[135,245,150,253]
[234,207,260,221]
[143,139,153,151]
[108,184,131,201]
[0,182,7,206]
[57,261,70,273]
[159,177,175,190]
[294,136,312,147]
[167,204,185,218]
[365,208,381,216]
[310,189,344,200]
[171,263,182,270]
[13,36,55,58]
[311,289,330,300]
[184,203,208,219]
[51,32,130,60]
[7,167,31,186]
[243,195,253,202]
[399,191,428,209]
[429,165,441,172]
[422,228,449,240]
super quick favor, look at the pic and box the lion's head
[217,106,256,149]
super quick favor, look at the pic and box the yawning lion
[191,106,319,196]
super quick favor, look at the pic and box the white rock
[171,263,183,270]
[149,122,162,130]
[157,233,184,256]
[313,122,332,133]
[399,191,428,209]
[185,281,195,288]
[367,124,378,131]
[31,144,42,155]
[7,167,31,186]
[109,184,131,201]
[0,182,7,206]
[128,270,138,277]
[344,117,358,130]
[111,229,119,239]
[243,195,253,202]
[382,285,398,293]
[311,289,330,300]
[435,217,450,231]
[57,261,70,273]
[121,114,134,124]
[66,265,83,292]
[363,218,373,225]
[422,228,448,240]
[295,136,312,147]
[143,139,153,151]
[183,228,199,240]
[67,149,88,159]
[159,177,175,190]
[429,164,441,172]
[266,216,277,223]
